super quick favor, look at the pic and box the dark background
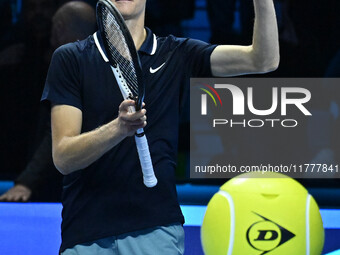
[0,0,339,201]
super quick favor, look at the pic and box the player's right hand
[117,99,147,137]
[0,184,32,202]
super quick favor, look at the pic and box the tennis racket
[96,0,157,188]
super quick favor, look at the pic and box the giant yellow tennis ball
[201,172,324,255]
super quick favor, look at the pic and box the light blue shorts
[61,223,185,255]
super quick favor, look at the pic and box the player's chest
[80,53,185,122]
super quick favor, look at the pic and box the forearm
[251,0,280,71]
[53,118,125,175]
[52,100,146,175]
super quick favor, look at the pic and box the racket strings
[100,6,139,96]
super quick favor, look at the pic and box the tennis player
[41,0,279,254]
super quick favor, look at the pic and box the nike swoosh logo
[150,62,166,74]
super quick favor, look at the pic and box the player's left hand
[117,99,147,137]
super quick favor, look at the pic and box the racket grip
[135,134,158,188]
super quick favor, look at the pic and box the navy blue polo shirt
[42,28,216,252]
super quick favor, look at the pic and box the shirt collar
[94,31,109,62]
[93,27,157,63]
[139,27,157,56]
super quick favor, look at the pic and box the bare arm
[211,0,280,77]
[52,100,146,175]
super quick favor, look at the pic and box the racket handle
[135,134,158,188]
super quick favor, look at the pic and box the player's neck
[125,16,146,50]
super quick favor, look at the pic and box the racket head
[96,0,144,109]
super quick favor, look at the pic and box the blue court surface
[0,203,339,255]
